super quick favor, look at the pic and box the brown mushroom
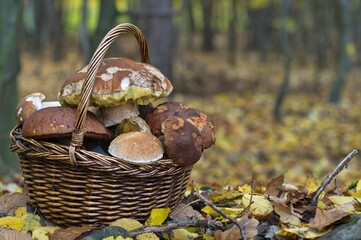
[22,106,112,142]
[146,101,215,149]
[108,131,164,165]
[58,57,173,127]
[162,116,203,167]
[15,92,61,124]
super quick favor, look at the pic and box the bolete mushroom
[22,106,112,143]
[58,57,173,127]
[108,131,164,165]
[15,92,61,124]
[162,115,203,167]
[146,101,215,149]
[114,116,151,136]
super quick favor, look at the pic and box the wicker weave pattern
[9,23,192,226]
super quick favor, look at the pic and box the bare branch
[311,149,358,206]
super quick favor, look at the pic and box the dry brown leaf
[50,225,99,240]
[0,227,31,240]
[273,203,301,226]
[308,202,355,231]
[169,203,201,220]
[264,174,284,197]
[214,226,240,240]
[0,192,28,216]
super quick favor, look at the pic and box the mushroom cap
[108,131,164,165]
[22,106,112,141]
[146,101,215,149]
[15,92,45,124]
[115,116,151,136]
[146,102,190,137]
[163,116,203,167]
[58,57,173,107]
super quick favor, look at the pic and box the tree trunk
[201,0,214,51]
[228,0,237,66]
[91,0,118,53]
[274,0,292,123]
[0,0,22,176]
[52,0,65,61]
[80,0,91,64]
[138,0,175,85]
[329,0,352,104]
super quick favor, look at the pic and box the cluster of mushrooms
[15,57,215,167]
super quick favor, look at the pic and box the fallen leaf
[50,225,99,240]
[78,226,130,240]
[0,192,28,216]
[0,227,31,240]
[110,218,159,240]
[309,202,355,231]
[170,228,199,240]
[264,174,284,197]
[242,193,273,218]
[169,203,201,220]
[0,216,25,231]
[214,226,240,240]
[273,203,301,226]
[145,208,171,226]
[32,227,59,240]
[279,224,332,239]
[21,213,41,234]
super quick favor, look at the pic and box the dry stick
[128,219,223,237]
[195,191,247,239]
[310,149,359,206]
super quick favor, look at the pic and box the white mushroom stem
[99,102,140,127]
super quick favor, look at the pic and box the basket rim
[10,125,192,176]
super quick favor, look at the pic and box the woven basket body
[10,127,191,226]
[9,23,192,226]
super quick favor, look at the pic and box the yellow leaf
[110,218,158,240]
[304,177,320,194]
[32,227,60,240]
[0,216,24,231]
[274,204,301,227]
[21,213,41,234]
[242,194,273,218]
[349,180,361,198]
[237,184,252,194]
[279,224,331,239]
[15,207,27,218]
[145,208,170,226]
[328,195,361,205]
[201,205,244,218]
[111,218,143,231]
[170,228,198,240]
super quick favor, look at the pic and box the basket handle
[68,23,150,165]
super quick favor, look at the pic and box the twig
[195,191,247,239]
[311,149,358,206]
[128,219,223,237]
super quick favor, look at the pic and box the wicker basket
[9,23,192,226]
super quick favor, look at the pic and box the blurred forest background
[1,0,361,186]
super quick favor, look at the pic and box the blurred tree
[91,0,118,55]
[201,0,214,51]
[228,0,238,66]
[274,0,292,123]
[246,0,273,62]
[0,0,22,176]
[79,0,91,64]
[329,0,352,104]
[138,0,174,82]
[52,0,65,61]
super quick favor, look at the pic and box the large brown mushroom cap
[146,101,215,149]
[22,106,112,141]
[58,57,173,107]
[108,131,164,165]
[162,116,203,167]
[146,102,191,137]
